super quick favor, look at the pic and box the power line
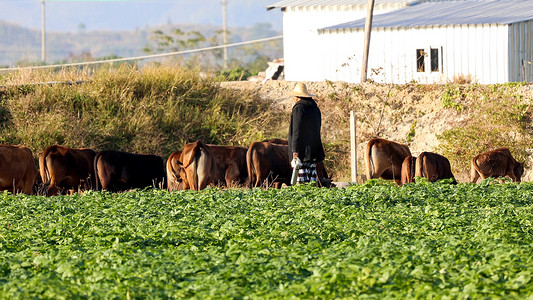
[0,35,283,72]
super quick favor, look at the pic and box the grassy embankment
[0,65,287,168]
[318,81,532,181]
[1,66,531,182]
[437,83,533,173]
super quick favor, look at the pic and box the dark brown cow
[94,150,166,192]
[248,139,331,188]
[0,145,39,194]
[39,145,96,195]
[247,141,291,188]
[262,138,289,145]
[471,148,524,183]
[415,152,456,183]
[178,141,248,190]
[166,150,187,192]
[400,155,417,185]
[365,138,411,185]
[207,144,248,188]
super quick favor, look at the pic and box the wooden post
[350,111,357,182]
[361,0,375,83]
[522,59,526,82]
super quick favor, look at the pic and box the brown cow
[206,144,248,188]
[365,138,411,185]
[94,150,166,192]
[400,155,417,185]
[39,145,96,195]
[471,148,524,183]
[263,138,289,145]
[0,145,39,194]
[415,152,456,183]
[166,150,187,192]
[248,139,331,189]
[177,141,215,190]
[178,142,248,190]
[247,141,292,189]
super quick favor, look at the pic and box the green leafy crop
[1,182,532,298]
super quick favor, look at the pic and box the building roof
[321,0,533,30]
[267,0,415,10]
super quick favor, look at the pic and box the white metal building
[267,0,419,81]
[269,0,533,84]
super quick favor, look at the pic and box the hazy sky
[0,0,283,31]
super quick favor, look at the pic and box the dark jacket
[288,97,325,163]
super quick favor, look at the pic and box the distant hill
[0,21,282,67]
[0,0,282,32]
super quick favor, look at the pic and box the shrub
[437,83,531,174]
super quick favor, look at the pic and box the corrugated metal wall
[282,4,406,81]
[508,20,533,82]
[318,23,514,84]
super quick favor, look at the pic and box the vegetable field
[1,180,532,298]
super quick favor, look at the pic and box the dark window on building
[430,48,439,72]
[416,49,425,72]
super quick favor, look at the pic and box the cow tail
[409,157,416,182]
[365,140,375,180]
[166,153,177,191]
[470,156,480,183]
[190,141,205,190]
[39,149,50,185]
[93,152,102,191]
[246,144,256,188]
[182,141,203,169]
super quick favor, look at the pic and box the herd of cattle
[0,138,329,196]
[366,138,524,185]
[0,137,524,196]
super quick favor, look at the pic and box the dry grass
[447,73,477,84]
[0,65,286,159]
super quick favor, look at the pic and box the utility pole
[222,0,228,69]
[41,0,46,63]
[361,0,375,83]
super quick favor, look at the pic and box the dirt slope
[220,80,533,183]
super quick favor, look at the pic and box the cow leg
[470,161,480,183]
[225,165,241,188]
[508,172,518,182]
[20,171,38,195]
[21,179,33,195]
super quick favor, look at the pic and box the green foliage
[0,66,286,156]
[214,67,252,81]
[438,83,533,173]
[143,29,208,54]
[407,119,416,143]
[1,183,533,298]
[440,85,466,111]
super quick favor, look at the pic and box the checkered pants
[297,162,317,183]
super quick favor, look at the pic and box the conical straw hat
[288,82,315,98]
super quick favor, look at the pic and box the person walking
[288,82,325,184]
